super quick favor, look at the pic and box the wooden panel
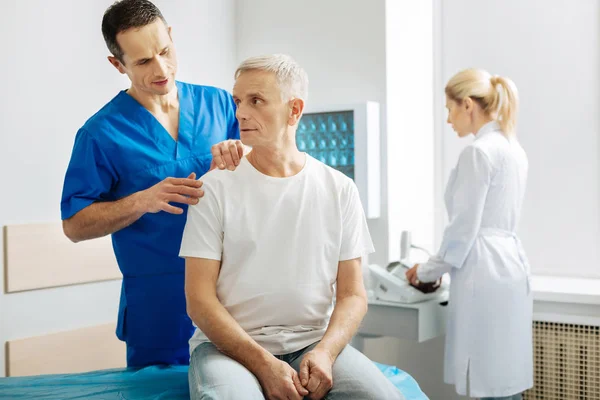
[4,223,121,293]
[6,323,126,377]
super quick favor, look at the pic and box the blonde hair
[234,54,309,102]
[445,68,519,135]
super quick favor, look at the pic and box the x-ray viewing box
[301,102,381,219]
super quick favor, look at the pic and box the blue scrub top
[61,81,239,366]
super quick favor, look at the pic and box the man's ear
[288,98,305,126]
[107,56,126,74]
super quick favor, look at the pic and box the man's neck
[247,145,305,178]
[127,85,179,114]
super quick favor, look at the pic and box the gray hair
[235,54,309,102]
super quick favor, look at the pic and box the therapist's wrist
[128,191,149,216]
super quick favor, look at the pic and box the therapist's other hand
[298,348,334,400]
[406,264,420,286]
[255,358,308,400]
[210,139,244,171]
[139,172,204,215]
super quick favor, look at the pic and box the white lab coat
[418,121,533,398]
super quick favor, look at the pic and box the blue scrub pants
[127,345,190,367]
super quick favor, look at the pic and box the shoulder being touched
[200,165,235,185]
[192,168,226,206]
[199,158,248,190]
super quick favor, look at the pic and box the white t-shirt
[179,154,374,355]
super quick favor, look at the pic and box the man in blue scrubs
[60,0,242,367]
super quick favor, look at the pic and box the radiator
[524,321,600,399]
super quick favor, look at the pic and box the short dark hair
[101,0,167,63]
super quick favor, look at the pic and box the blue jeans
[189,341,405,399]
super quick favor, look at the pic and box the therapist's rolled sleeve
[61,129,118,220]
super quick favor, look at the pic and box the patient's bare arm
[297,257,368,399]
[185,257,308,399]
[316,257,368,359]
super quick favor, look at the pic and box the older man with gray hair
[179,54,404,400]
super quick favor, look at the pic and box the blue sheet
[0,362,428,399]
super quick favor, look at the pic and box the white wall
[385,0,436,265]
[156,0,237,89]
[438,0,600,279]
[0,0,236,377]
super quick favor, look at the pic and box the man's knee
[189,343,264,400]
[329,375,405,400]
[329,346,405,400]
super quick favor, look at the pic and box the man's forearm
[316,295,368,360]
[63,192,145,242]
[188,297,275,374]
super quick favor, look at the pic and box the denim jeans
[188,341,405,400]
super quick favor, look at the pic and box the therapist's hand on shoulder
[255,358,308,400]
[299,348,334,400]
[210,139,245,171]
[137,172,204,215]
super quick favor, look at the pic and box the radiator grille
[525,321,600,400]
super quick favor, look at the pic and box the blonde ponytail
[490,75,519,135]
[445,69,519,136]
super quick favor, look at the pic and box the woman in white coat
[406,68,533,400]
